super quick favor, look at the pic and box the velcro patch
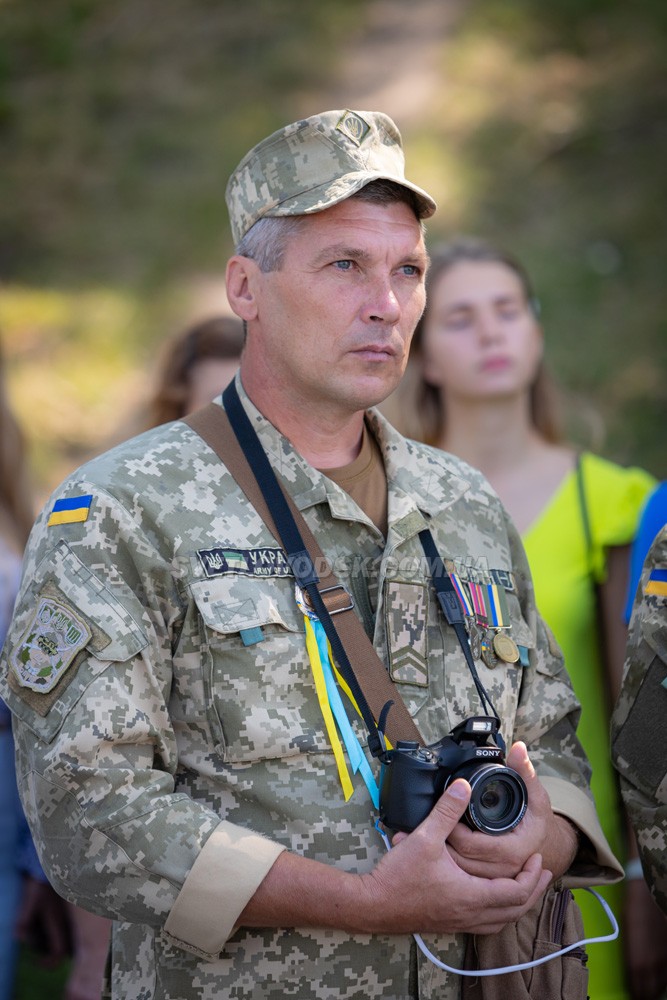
[646,569,667,598]
[197,546,291,579]
[11,597,92,693]
[47,493,93,527]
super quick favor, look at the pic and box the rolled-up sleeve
[164,821,285,959]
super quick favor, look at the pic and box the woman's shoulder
[579,451,657,496]
[579,451,658,543]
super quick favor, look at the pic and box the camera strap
[183,383,423,757]
[418,530,503,742]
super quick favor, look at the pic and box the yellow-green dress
[523,451,656,1000]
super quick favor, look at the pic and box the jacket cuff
[163,821,286,960]
[542,775,624,888]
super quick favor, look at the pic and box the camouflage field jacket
[0,378,620,1000]
[612,523,667,915]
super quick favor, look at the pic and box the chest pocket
[191,576,333,764]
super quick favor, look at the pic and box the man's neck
[239,372,366,469]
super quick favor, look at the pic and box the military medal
[450,571,484,661]
[481,636,499,669]
[492,632,520,663]
[484,581,520,663]
[467,618,484,661]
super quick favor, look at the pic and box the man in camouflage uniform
[612,523,667,917]
[0,110,621,1000]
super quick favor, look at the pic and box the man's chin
[344,370,403,411]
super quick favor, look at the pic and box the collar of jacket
[224,374,471,526]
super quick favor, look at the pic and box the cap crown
[225,109,436,245]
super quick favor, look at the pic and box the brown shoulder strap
[184,403,423,748]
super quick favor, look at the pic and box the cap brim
[262,171,437,224]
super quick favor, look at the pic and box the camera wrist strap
[183,383,423,758]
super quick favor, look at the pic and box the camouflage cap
[225,109,437,246]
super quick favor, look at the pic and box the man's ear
[226,256,260,322]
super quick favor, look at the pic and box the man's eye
[333,259,354,271]
[400,265,420,277]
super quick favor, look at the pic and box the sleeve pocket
[4,540,147,743]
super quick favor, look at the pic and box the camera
[379,716,527,835]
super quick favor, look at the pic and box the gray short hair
[235,216,307,273]
[234,179,425,272]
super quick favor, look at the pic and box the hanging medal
[468,580,497,668]
[450,571,483,661]
[483,581,520,664]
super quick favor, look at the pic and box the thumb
[507,740,536,782]
[425,778,471,836]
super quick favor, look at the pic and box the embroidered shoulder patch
[197,546,291,579]
[47,494,93,527]
[11,597,92,694]
[645,568,667,598]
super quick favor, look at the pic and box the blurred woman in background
[145,314,244,428]
[384,237,665,1000]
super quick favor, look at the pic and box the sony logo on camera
[475,748,503,758]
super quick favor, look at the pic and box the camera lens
[462,764,527,835]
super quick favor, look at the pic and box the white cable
[374,821,619,977]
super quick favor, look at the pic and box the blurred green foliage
[0,0,665,505]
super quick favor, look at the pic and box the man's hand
[365,777,553,935]
[446,741,579,882]
[242,776,552,937]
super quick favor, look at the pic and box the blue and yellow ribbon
[299,586,380,807]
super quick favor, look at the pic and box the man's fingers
[425,779,471,837]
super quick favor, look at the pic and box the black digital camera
[379,716,527,835]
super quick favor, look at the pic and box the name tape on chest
[197,546,292,579]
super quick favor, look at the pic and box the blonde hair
[147,315,245,428]
[395,237,564,445]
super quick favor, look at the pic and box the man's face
[240,198,428,417]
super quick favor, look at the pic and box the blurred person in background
[144,314,245,428]
[0,340,110,1000]
[0,337,37,997]
[612,523,667,932]
[624,482,667,624]
[383,236,664,1000]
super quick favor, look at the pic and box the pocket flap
[190,576,302,634]
[46,540,148,662]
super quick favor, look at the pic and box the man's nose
[363,275,401,324]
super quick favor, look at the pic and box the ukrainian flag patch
[47,494,93,527]
[645,568,667,598]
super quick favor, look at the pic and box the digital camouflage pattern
[225,108,437,245]
[611,524,667,915]
[0,379,621,1000]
